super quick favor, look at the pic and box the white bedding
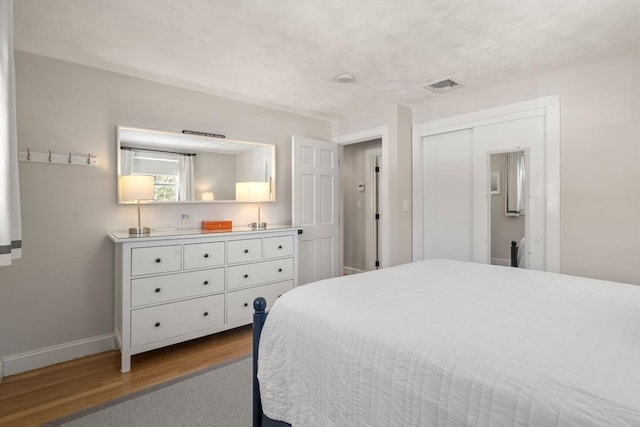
[257,259,640,426]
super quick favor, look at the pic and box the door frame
[333,127,390,270]
[365,147,382,271]
[412,95,560,272]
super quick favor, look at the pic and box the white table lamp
[120,175,155,236]
[236,181,270,229]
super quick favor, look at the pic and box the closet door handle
[278,245,283,249]
[204,253,209,258]
[155,288,161,293]
[244,274,249,279]
[203,311,209,317]
[155,258,161,263]
[154,322,161,328]
[278,268,283,272]
[203,280,209,285]
[244,249,249,254]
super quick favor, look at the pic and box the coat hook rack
[18,149,98,167]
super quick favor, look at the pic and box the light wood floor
[0,325,252,427]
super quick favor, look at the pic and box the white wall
[195,152,236,200]
[0,52,330,367]
[413,49,640,284]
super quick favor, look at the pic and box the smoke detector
[334,73,355,83]
[423,78,462,94]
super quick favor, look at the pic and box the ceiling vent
[423,78,462,94]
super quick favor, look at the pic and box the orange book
[201,220,232,230]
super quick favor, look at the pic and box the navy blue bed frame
[253,297,292,427]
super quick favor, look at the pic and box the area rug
[43,356,252,427]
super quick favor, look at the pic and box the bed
[252,259,640,426]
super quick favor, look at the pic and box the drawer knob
[278,268,283,272]
[203,280,209,285]
[155,258,161,263]
[244,274,249,279]
[244,249,249,254]
[278,245,283,249]
[204,253,209,258]
[155,287,161,293]
[155,322,161,327]
[243,302,248,307]
[203,311,209,317]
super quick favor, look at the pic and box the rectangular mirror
[117,126,275,203]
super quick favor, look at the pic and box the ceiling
[13,0,640,120]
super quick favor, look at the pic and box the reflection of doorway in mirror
[490,172,500,194]
[489,151,526,268]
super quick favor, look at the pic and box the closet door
[422,129,473,261]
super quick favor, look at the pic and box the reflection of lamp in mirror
[235,181,270,229]
[120,175,155,236]
[202,191,215,201]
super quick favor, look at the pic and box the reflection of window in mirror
[121,147,196,201]
[118,127,276,203]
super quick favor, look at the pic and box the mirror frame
[117,126,276,204]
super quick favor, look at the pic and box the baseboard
[343,266,365,275]
[491,257,511,266]
[1,333,115,377]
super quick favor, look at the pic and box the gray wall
[0,52,330,359]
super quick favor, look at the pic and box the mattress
[257,259,640,426]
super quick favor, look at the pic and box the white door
[422,129,474,261]
[292,136,340,284]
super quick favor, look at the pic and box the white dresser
[109,225,299,372]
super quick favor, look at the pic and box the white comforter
[257,259,640,426]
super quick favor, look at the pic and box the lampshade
[235,182,270,202]
[120,175,155,201]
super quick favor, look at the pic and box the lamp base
[248,222,267,230]
[129,227,151,236]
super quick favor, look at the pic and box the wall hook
[27,148,31,160]
[68,152,72,163]
[48,150,52,162]
[87,153,92,165]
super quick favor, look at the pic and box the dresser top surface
[108,225,300,243]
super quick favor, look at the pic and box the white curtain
[505,151,525,216]
[120,148,135,175]
[178,154,195,201]
[0,0,22,266]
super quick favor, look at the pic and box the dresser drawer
[264,236,294,259]
[130,294,225,348]
[131,245,182,276]
[227,280,293,324]
[227,258,294,290]
[184,242,225,270]
[131,268,225,307]
[227,239,262,264]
